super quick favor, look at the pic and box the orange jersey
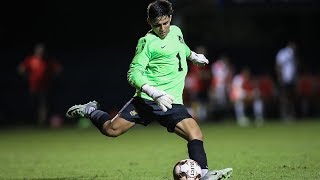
[20,55,61,93]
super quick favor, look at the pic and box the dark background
[1,0,320,125]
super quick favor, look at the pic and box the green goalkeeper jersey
[127,25,191,105]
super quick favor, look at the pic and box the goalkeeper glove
[188,51,209,66]
[141,84,174,112]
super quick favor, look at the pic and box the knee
[190,130,203,141]
[195,133,204,141]
[100,128,121,138]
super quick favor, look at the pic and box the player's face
[148,15,172,39]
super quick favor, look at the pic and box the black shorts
[118,97,192,132]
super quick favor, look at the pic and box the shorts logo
[130,110,138,116]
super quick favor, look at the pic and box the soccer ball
[173,159,202,180]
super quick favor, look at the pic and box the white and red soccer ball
[173,159,202,180]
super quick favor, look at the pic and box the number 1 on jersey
[176,53,183,71]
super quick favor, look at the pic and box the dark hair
[147,0,173,21]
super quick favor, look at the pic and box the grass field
[1,119,320,180]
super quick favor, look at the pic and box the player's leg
[174,118,208,176]
[66,100,135,137]
[174,117,233,179]
[174,118,203,140]
[100,114,135,137]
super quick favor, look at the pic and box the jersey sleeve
[185,42,191,58]
[172,25,191,58]
[173,25,191,58]
[127,37,151,90]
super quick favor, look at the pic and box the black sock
[89,110,110,131]
[188,139,208,169]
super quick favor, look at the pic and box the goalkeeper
[66,0,232,179]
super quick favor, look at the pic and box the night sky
[1,1,152,50]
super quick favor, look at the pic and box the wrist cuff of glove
[141,84,155,97]
[188,51,197,61]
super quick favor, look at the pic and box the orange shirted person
[18,43,62,125]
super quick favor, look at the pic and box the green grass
[1,119,320,179]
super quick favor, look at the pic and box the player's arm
[181,32,208,66]
[173,26,209,66]
[187,49,209,66]
[127,37,173,112]
[127,37,151,90]
[141,84,174,112]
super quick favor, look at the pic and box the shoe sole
[66,105,81,118]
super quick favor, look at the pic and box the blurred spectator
[229,67,264,127]
[256,73,277,118]
[17,42,62,126]
[207,54,233,121]
[296,72,315,117]
[184,45,211,121]
[275,41,299,121]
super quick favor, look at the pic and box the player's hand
[188,51,209,66]
[142,84,174,112]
